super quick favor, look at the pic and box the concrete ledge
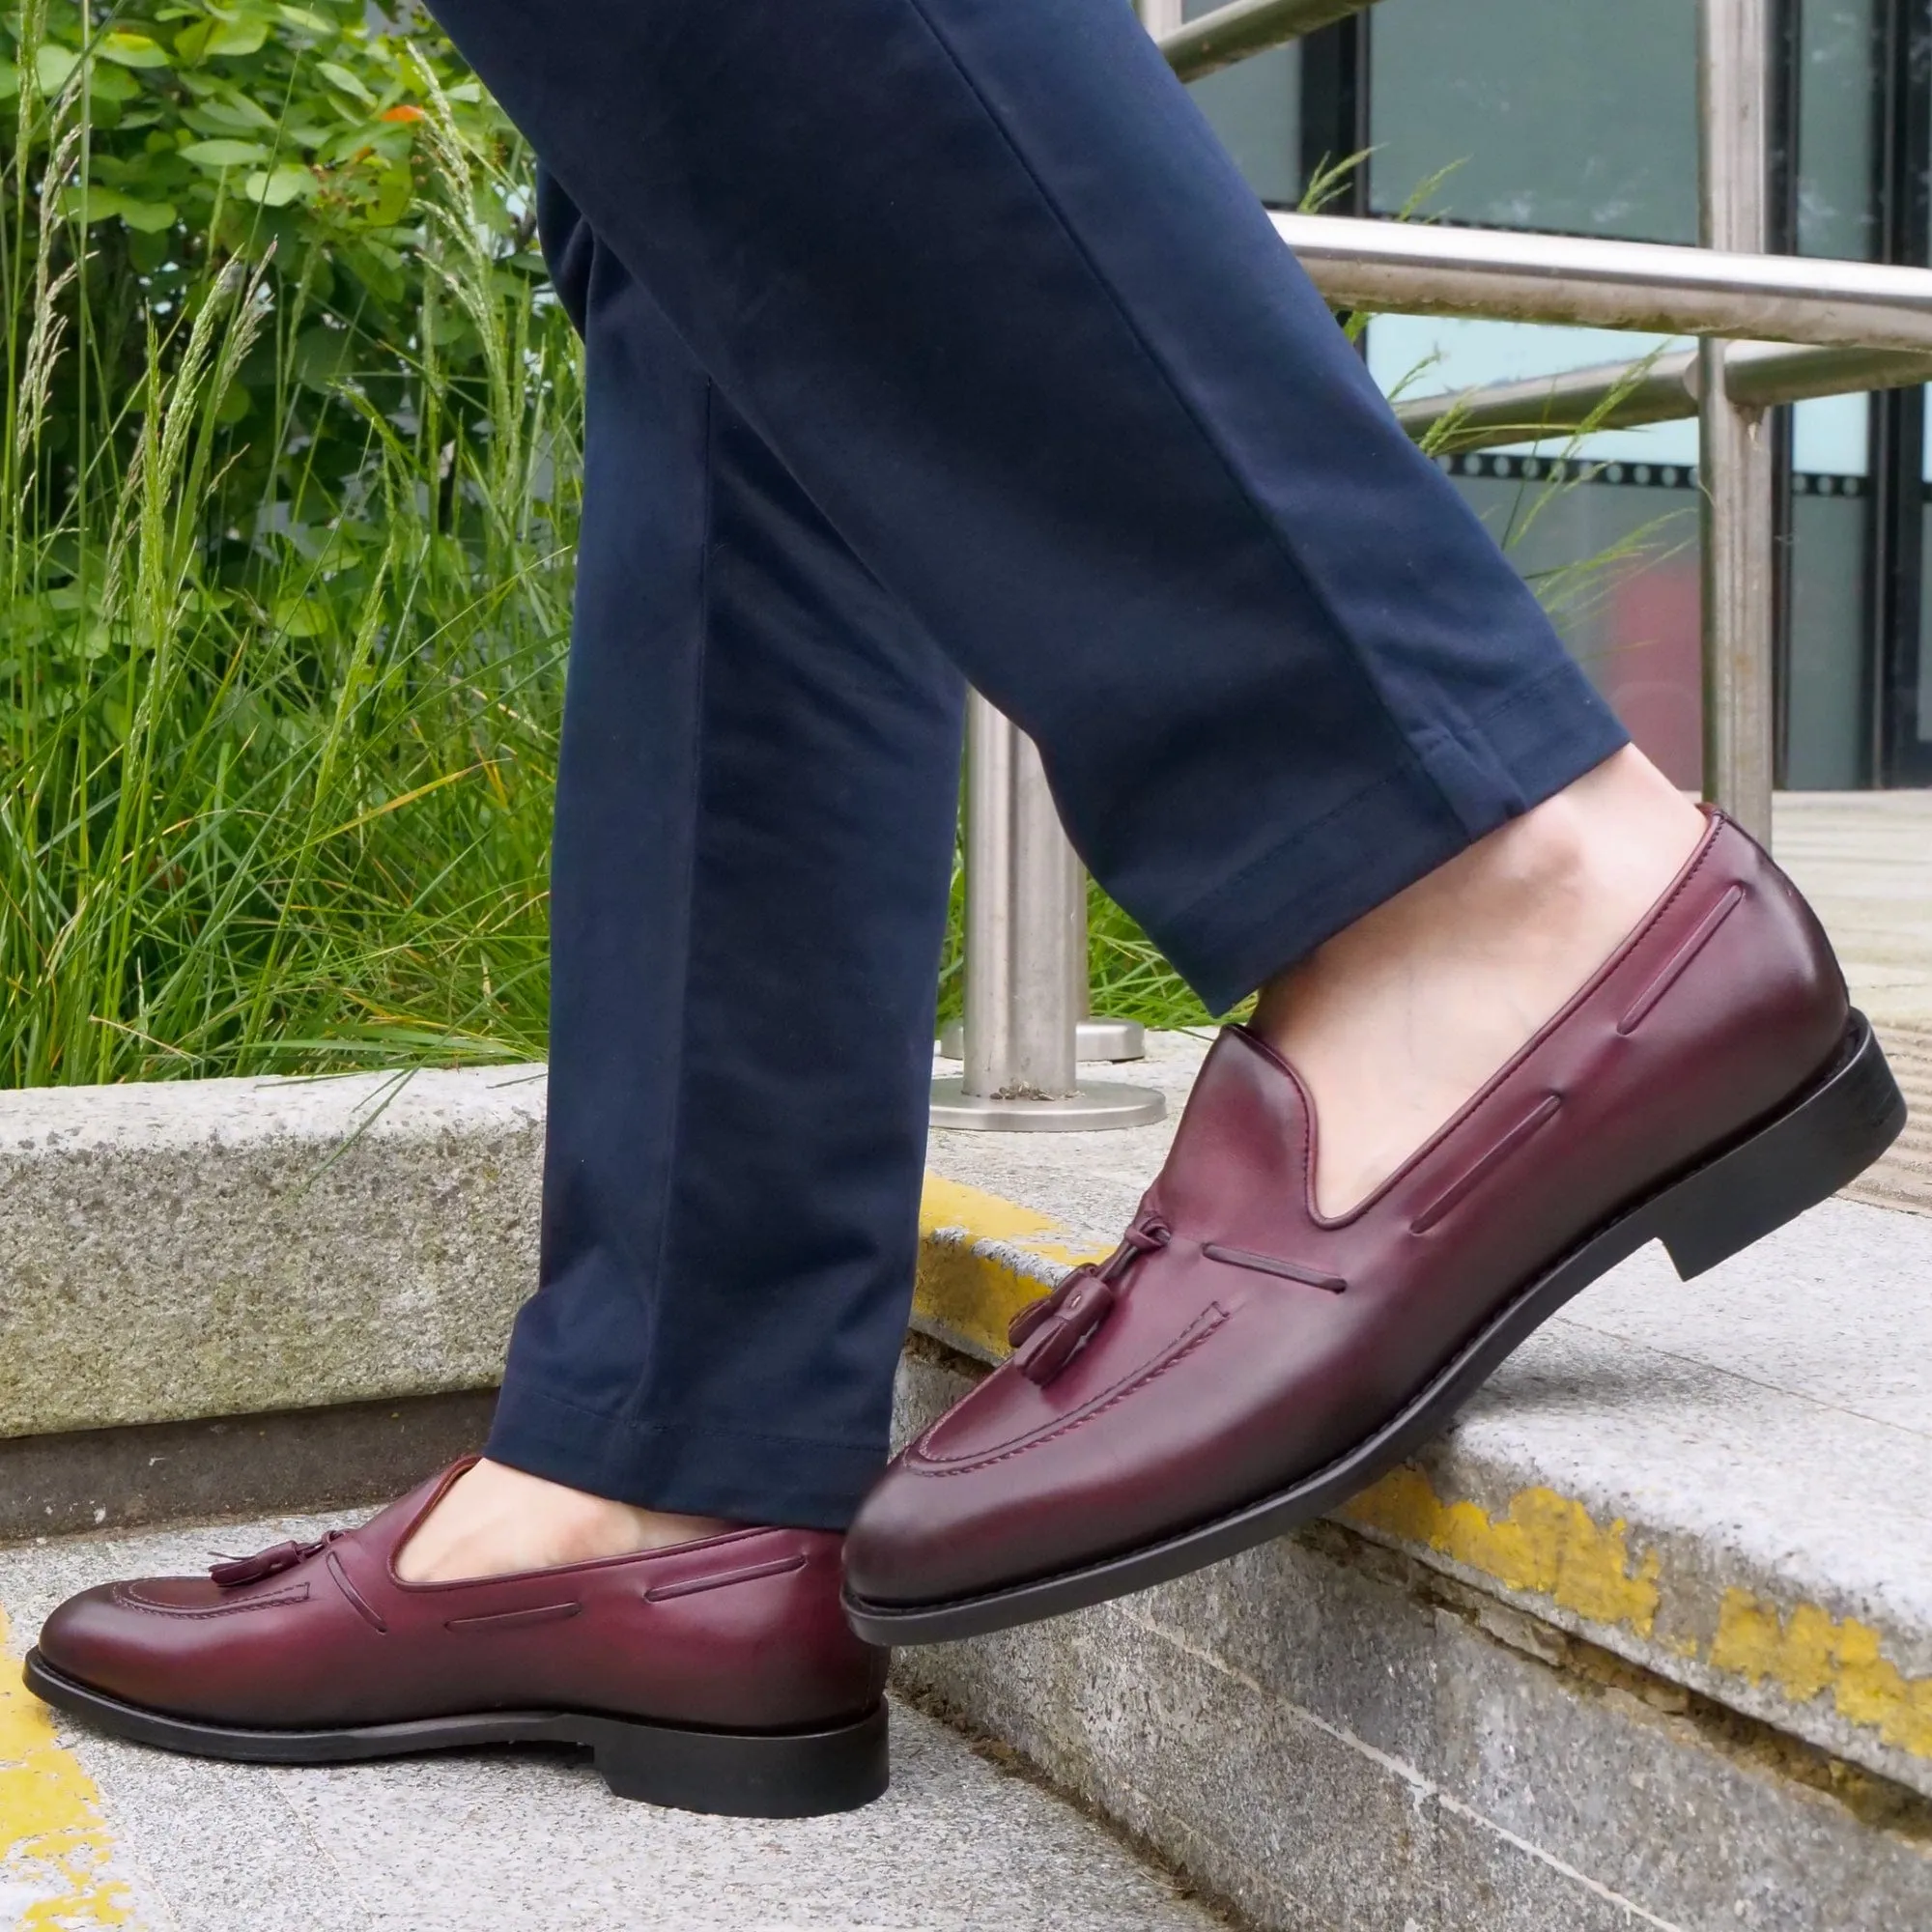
[0,1391,494,1546]
[0,1067,543,1438]
[893,1344,1932,1931]
[5,1045,1930,1924]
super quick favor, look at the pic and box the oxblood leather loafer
[26,1461,888,1816]
[844,812,1906,1645]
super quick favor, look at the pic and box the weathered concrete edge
[907,1180,1932,1804]
[0,1066,546,1438]
[891,1349,1932,1932]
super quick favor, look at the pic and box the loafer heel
[1651,1011,1905,1281]
[587,1703,890,1817]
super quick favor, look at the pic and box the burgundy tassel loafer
[26,1461,889,1816]
[843,812,1906,1644]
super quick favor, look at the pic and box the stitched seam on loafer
[327,1551,388,1634]
[1409,1093,1564,1235]
[644,1555,808,1603]
[909,1305,1229,1475]
[1617,882,1747,1035]
[113,1582,309,1617]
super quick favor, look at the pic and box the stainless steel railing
[1394,340,1932,450]
[933,0,1925,1130]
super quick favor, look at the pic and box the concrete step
[909,1033,1932,1931]
[0,1516,1224,1932]
[4,1038,1923,1927]
[0,790,1926,1928]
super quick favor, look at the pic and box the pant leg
[424,0,1626,1017]
[488,177,965,1527]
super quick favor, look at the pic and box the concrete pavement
[0,1517,1225,1932]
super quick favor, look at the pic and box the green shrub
[5,0,535,528]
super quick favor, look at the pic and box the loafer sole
[846,1011,1905,1646]
[21,1649,889,1817]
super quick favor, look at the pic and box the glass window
[1796,1,1878,261]
[1182,0,1301,206]
[1786,487,1870,786]
[1447,455,1704,785]
[1367,0,1698,240]
[1783,396,1871,788]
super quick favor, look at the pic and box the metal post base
[936,1017,1147,1062]
[928,1077,1166,1132]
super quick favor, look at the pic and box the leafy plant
[0,2,581,1086]
[4,0,534,530]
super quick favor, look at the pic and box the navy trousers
[431,0,1630,1527]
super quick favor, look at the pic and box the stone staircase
[0,791,1928,1929]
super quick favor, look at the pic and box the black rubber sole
[20,1650,889,1818]
[847,1011,1906,1648]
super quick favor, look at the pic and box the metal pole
[1393,338,1932,454]
[930,697,1163,1130]
[1267,211,1932,350]
[1699,0,1776,836]
[1155,0,1384,83]
[937,866,1147,1061]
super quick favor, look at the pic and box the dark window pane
[1797,1,1878,260]
[1368,0,1698,240]
[1181,0,1302,206]
[1785,488,1870,786]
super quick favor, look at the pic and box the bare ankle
[1254,750,1705,1215]
[395,1460,736,1584]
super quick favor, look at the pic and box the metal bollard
[930,696,1165,1130]
[1698,0,1776,840]
[936,866,1148,1064]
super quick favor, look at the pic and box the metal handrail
[1269,213,1932,352]
[1154,0,1381,84]
[939,0,1893,1129]
[1396,340,1932,454]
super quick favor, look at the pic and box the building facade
[1173,0,1932,788]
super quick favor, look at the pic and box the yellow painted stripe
[0,1610,132,1926]
[915,1174,1109,1360]
[1712,1588,1932,1761]
[912,1169,1932,1768]
[1340,1468,1662,1634]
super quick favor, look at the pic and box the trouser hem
[485,1379,887,1531]
[1165,658,1631,1013]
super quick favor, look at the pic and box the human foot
[1252,747,1707,1215]
[394,1457,735,1582]
[30,1461,889,1816]
[845,811,1901,1643]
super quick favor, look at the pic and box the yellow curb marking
[1340,1467,1663,1635]
[916,1175,1108,1358]
[911,1178,1932,1767]
[0,1609,131,1927]
[1712,1588,1932,1760]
